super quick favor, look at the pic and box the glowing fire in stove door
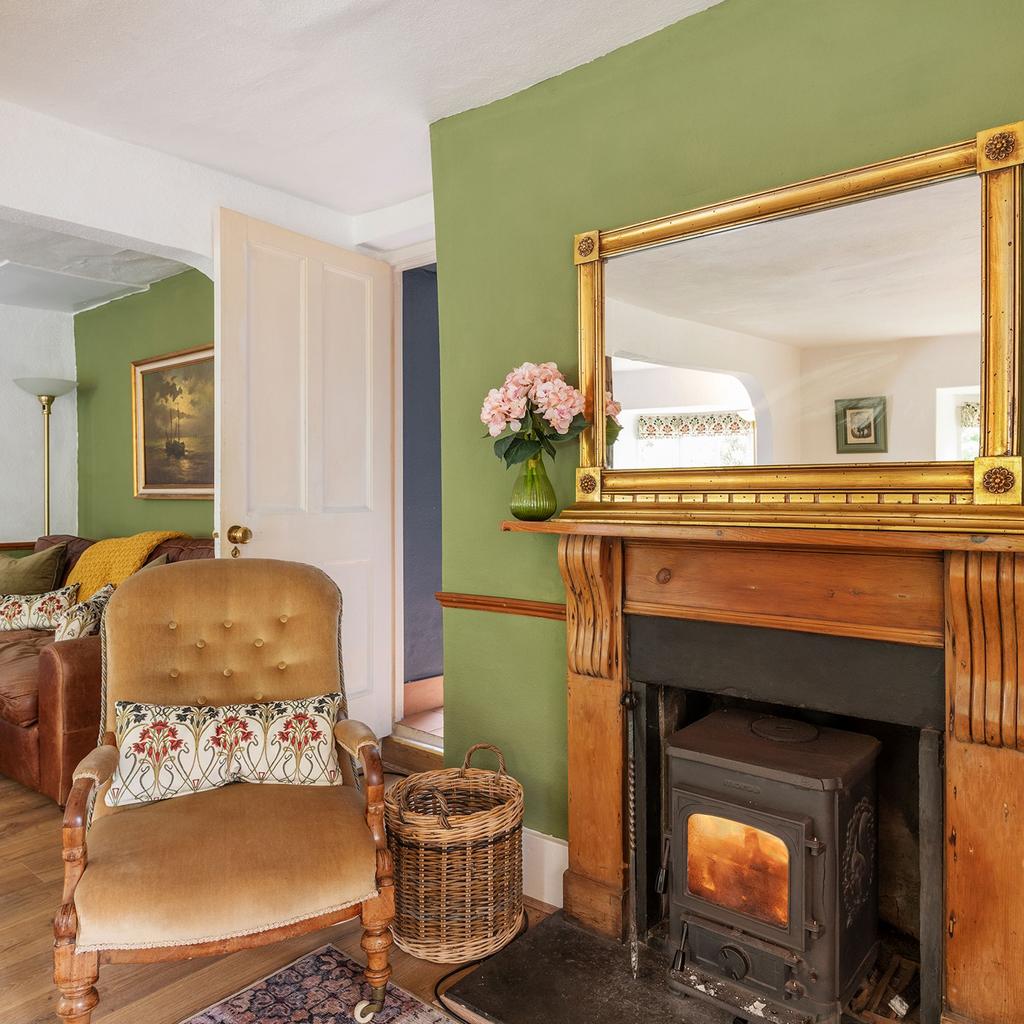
[686,814,790,928]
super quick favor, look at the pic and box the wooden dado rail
[0,541,34,551]
[502,518,1024,1024]
[435,591,566,621]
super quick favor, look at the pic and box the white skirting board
[522,828,568,908]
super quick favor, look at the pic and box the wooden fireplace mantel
[502,516,1024,552]
[503,518,1024,1024]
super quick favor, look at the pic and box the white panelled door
[216,209,394,736]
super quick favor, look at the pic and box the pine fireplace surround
[503,518,1024,1024]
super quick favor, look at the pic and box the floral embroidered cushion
[105,693,345,808]
[54,583,116,642]
[106,702,228,807]
[215,693,345,786]
[0,584,80,631]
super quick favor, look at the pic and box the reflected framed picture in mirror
[834,397,887,454]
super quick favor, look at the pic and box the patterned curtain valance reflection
[958,401,980,429]
[636,411,754,440]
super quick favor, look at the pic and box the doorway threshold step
[382,733,442,774]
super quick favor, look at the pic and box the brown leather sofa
[0,534,213,804]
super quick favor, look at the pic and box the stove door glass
[686,813,790,928]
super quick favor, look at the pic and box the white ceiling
[0,1,722,218]
[605,175,982,347]
[0,218,187,312]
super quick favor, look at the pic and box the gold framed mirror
[568,120,1024,533]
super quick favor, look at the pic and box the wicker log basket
[385,743,525,963]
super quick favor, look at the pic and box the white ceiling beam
[0,100,358,274]
[351,193,435,255]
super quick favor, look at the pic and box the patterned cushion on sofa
[105,693,345,808]
[54,584,116,642]
[0,585,79,631]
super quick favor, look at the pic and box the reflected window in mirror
[604,175,981,469]
[608,359,756,469]
[935,385,981,461]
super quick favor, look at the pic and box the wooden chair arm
[334,720,392,887]
[61,740,116,905]
[360,743,388,846]
[61,778,94,907]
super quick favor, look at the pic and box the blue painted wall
[402,265,443,682]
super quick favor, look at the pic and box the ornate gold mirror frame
[569,121,1024,534]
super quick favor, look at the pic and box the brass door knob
[226,525,253,545]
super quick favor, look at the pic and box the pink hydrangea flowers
[480,386,527,438]
[482,362,624,469]
[482,361,591,468]
[533,377,586,434]
[481,362,584,437]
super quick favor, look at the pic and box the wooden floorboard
[0,775,547,1023]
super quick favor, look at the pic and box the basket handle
[461,743,507,776]
[397,784,453,829]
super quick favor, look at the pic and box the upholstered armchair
[53,559,394,1024]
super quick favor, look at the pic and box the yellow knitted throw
[67,531,185,600]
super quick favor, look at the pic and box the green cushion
[137,552,170,572]
[0,543,67,596]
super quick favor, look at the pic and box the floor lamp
[14,377,77,536]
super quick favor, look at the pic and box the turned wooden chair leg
[354,889,394,1022]
[54,904,99,1024]
[53,942,98,1023]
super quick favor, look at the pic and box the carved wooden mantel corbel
[557,534,628,939]
[944,550,1024,1022]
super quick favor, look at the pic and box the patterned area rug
[181,944,449,1024]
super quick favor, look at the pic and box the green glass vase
[510,453,557,521]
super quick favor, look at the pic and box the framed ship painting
[132,345,215,498]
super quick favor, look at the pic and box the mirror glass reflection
[603,176,981,470]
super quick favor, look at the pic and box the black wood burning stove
[666,709,881,1024]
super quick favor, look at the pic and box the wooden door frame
[387,240,439,737]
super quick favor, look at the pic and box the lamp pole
[14,378,77,537]
[38,394,55,535]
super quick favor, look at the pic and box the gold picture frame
[131,344,215,499]
[569,120,1024,533]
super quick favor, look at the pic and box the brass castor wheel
[354,984,388,1023]
[354,999,378,1022]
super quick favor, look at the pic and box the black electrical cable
[432,913,530,1023]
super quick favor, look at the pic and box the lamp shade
[14,377,77,398]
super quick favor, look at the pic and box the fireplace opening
[629,615,945,1023]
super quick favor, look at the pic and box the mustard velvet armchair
[53,559,394,1024]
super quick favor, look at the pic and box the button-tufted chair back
[100,558,345,736]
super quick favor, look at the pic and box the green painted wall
[75,269,214,539]
[431,0,1024,838]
